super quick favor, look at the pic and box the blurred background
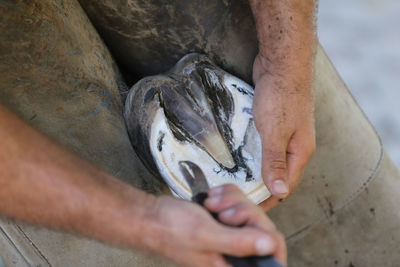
[318,0,400,168]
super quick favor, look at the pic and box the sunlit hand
[252,53,316,211]
[145,184,286,267]
[205,184,286,265]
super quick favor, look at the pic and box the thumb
[261,132,290,198]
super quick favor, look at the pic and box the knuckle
[263,148,287,170]
[219,193,234,205]
[232,204,250,220]
[270,159,287,170]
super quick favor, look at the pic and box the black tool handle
[226,255,283,267]
[192,192,284,267]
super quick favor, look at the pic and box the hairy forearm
[0,104,156,249]
[249,0,317,86]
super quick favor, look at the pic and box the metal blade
[178,161,210,196]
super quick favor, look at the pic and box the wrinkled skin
[248,0,316,210]
[0,104,286,267]
[253,54,316,210]
[148,184,287,267]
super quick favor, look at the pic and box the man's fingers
[173,251,230,267]
[259,130,315,211]
[271,231,287,266]
[205,190,250,213]
[199,186,286,264]
[218,202,276,230]
[208,225,287,265]
[286,129,316,191]
[261,131,291,199]
[208,184,242,197]
[204,225,278,258]
[201,253,230,267]
[258,195,281,211]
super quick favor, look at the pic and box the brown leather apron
[0,1,399,266]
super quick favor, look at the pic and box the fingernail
[221,208,235,218]
[271,180,288,196]
[255,236,274,255]
[206,195,221,206]
[209,186,224,196]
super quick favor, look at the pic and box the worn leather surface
[0,0,171,266]
[77,0,258,84]
[0,0,165,193]
[286,151,400,267]
[0,0,399,266]
[269,48,400,267]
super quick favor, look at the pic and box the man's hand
[248,0,317,210]
[145,184,286,267]
[0,105,285,266]
[253,54,316,210]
